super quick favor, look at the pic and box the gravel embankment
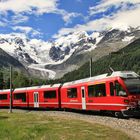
[1,109,140,140]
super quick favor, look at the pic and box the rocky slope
[0,48,27,74]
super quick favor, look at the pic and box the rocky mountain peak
[0,26,140,79]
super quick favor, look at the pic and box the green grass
[0,111,133,140]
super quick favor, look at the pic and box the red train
[0,71,140,117]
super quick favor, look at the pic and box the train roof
[63,73,108,86]
[63,71,139,86]
[110,71,139,78]
[0,84,61,92]
[0,71,139,92]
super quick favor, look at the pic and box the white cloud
[56,9,81,25]
[0,0,58,14]
[31,30,42,37]
[109,8,140,29]
[0,0,80,24]
[89,0,140,16]
[53,0,140,38]
[13,26,32,33]
[12,26,42,37]
[0,13,8,26]
[11,14,29,24]
[0,21,6,26]
[0,0,58,25]
[0,32,27,39]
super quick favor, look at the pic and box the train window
[0,94,8,100]
[88,85,95,97]
[110,82,114,96]
[82,89,85,98]
[67,88,77,98]
[44,90,56,99]
[115,82,127,97]
[14,93,26,102]
[88,84,106,97]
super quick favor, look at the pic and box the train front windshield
[124,78,140,94]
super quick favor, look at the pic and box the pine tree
[0,72,4,89]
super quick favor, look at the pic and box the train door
[34,92,39,108]
[81,86,86,109]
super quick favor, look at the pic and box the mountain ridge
[0,26,140,79]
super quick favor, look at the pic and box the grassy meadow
[0,110,133,140]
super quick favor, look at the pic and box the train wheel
[115,111,127,119]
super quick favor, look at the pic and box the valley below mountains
[0,26,140,79]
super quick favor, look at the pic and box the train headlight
[124,99,129,103]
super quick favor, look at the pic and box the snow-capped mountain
[0,31,96,65]
[0,26,140,79]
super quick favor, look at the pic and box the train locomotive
[0,71,140,117]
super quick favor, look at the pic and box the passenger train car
[0,71,140,117]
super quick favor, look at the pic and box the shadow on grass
[0,116,8,120]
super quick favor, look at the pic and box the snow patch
[90,32,100,39]
[96,36,103,44]
[90,32,103,45]
[28,65,56,79]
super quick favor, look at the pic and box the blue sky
[0,0,140,41]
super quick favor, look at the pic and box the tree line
[0,69,46,89]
